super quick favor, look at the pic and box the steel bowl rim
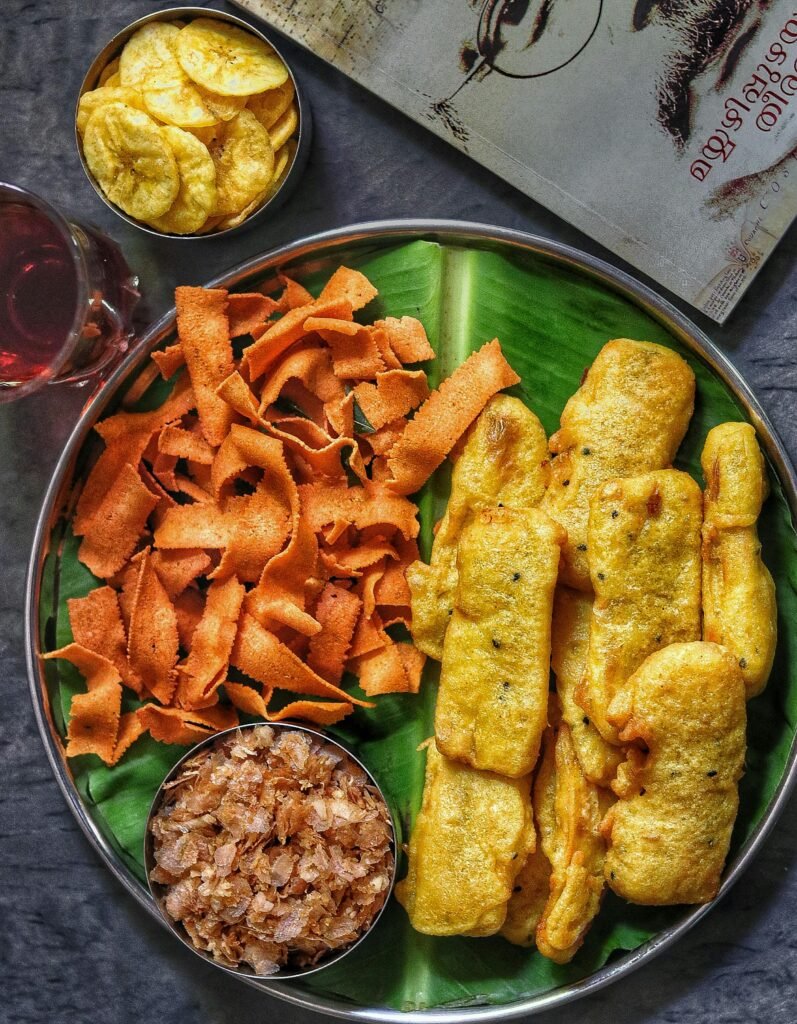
[143,720,398,982]
[74,5,309,240]
[25,218,797,1023]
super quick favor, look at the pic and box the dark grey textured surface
[1,2,795,1023]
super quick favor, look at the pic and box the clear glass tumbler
[0,182,140,401]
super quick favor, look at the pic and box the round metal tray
[25,220,797,1023]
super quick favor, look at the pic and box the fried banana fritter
[532,719,612,963]
[701,422,777,698]
[551,586,623,786]
[602,642,746,905]
[500,843,551,948]
[577,469,702,744]
[396,743,534,936]
[407,395,548,660]
[540,339,695,591]
[435,506,565,777]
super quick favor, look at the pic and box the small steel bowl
[143,721,398,981]
[75,6,311,240]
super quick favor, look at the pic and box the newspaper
[235,0,797,322]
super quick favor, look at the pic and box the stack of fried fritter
[398,338,777,963]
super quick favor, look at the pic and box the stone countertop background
[1,2,794,1022]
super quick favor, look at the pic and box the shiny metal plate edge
[25,219,797,1023]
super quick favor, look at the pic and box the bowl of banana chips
[76,7,308,237]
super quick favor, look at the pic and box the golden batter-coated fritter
[701,422,777,698]
[407,395,548,660]
[540,339,695,591]
[395,742,534,937]
[551,586,623,786]
[533,719,613,963]
[500,843,551,947]
[602,642,746,905]
[435,506,566,777]
[577,469,702,744]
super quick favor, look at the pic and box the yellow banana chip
[77,87,148,135]
[176,18,289,97]
[209,109,274,216]
[247,78,294,130]
[120,23,184,89]
[216,187,268,231]
[270,138,296,192]
[83,103,179,220]
[195,215,224,234]
[268,101,298,151]
[195,85,246,122]
[98,57,120,86]
[216,135,297,230]
[187,124,220,147]
[103,71,122,89]
[122,21,216,128]
[143,81,217,128]
[147,127,217,234]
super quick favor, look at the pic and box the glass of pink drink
[0,182,140,401]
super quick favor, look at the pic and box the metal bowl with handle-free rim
[26,220,797,1022]
[75,6,311,239]
[144,721,398,982]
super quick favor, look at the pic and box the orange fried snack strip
[318,266,378,311]
[386,339,520,495]
[151,343,185,380]
[353,370,430,431]
[263,694,353,726]
[310,319,386,380]
[307,583,363,684]
[374,316,435,363]
[351,642,425,696]
[275,274,314,311]
[177,576,246,709]
[137,703,238,747]
[127,548,179,705]
[158,425,216,465]
[43,645,122,764]
[67,587,142,695]
[74,374,194,535]
[77,462,159,578]
[227,292,277,336]
[298,481,420,540]
[243,297,353,381]
[215,370,261,425]
[231,613,373,707]
[175,286,234,446]
[150,548,211,600]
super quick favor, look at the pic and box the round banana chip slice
[271,138,296,191]
[188,124,220,147]
[120,22,184,89]
[268,101,298,151]
[216,187,269,231]
[195,85,247,122]
[176,18,289,97]
[83,103,179,221]
[98,57,120,86]
[208,108,274,216]
[147,127,217,234]
[143,81,217,128]
[122,21,216,127]
[247,78,294,130]
[77,86,148,135]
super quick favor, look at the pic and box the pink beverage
[0,183,139,400]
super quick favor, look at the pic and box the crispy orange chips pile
[47,265,519,764]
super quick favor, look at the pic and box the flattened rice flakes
[149,726,394,974]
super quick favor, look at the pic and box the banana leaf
[40,238,797,1012]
